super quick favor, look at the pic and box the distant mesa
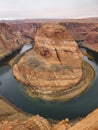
[13,23,95,101]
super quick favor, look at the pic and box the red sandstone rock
[13,23,83,101]
[60,22,93,41]
[68,109,98,130]
[52,119,70,130]
[0,23,31,59]
[0,115,51,130]
[83,24,98,51]
[85,32,98,44]
[1,109,98,130]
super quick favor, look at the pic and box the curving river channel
[0,45,98,120]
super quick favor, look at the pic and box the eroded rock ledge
[0,108,98,130]
[13,23,94,101]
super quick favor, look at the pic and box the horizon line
[0,16,98,21]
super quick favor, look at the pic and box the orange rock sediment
[13,23,83,100]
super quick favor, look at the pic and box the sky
[0,0,98,20]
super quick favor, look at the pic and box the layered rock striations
[61,22,93,42]
[33,24,83,87]
[13,23,88,101]
[0,108,98,130]
[83,24,98,52]
[0,23,31,60]
[9,22,42,39]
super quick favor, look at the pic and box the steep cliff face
[4,20,96,47]
[83,24,98,51]
[61,22,93,41]
[6,20,93,42]
[10,22,42,39]
[13,23,84,101]
[0,23,31,60]
[85,32,98,44]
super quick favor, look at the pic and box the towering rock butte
[13,23,83,101]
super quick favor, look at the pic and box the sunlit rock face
[13,23,83,101]
[0,115,51,130]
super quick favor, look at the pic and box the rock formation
[13,23,86,101]
[83,24,98,52]
[52,118,71,130]
[0,108,98,130]
[5,19,95,43]
[61,22,92,42]
[0,115,51,130]
[0,23,31,60]
[68,109,98,130]
[8,22,42,39]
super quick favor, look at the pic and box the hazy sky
[0,0,98,20]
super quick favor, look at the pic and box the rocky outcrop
[13,23,85,101]
[3,19,96,49]
[85,32,98,44]
[52,118,70,130]
[0,23,31,60]
[68,109,98,130]
[0,108,98,130]
[10,22,42,39]
[0,96,71,130]
[6,19,94,42]
[61,22,93,41]
[83,24,98,52]
[0,115,51,130]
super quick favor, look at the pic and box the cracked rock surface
[13,23,83,100]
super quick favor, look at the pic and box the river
[0,45,98,120]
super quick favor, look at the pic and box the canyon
[0,17,98,61]
[13,23,83,101]
[83,24,98,51]
[0,18,98,129]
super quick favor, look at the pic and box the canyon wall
[83,24,98,51]
[0,23,32,60]
[0,18,98,61]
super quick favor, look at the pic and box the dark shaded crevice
[55,48,61,63]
